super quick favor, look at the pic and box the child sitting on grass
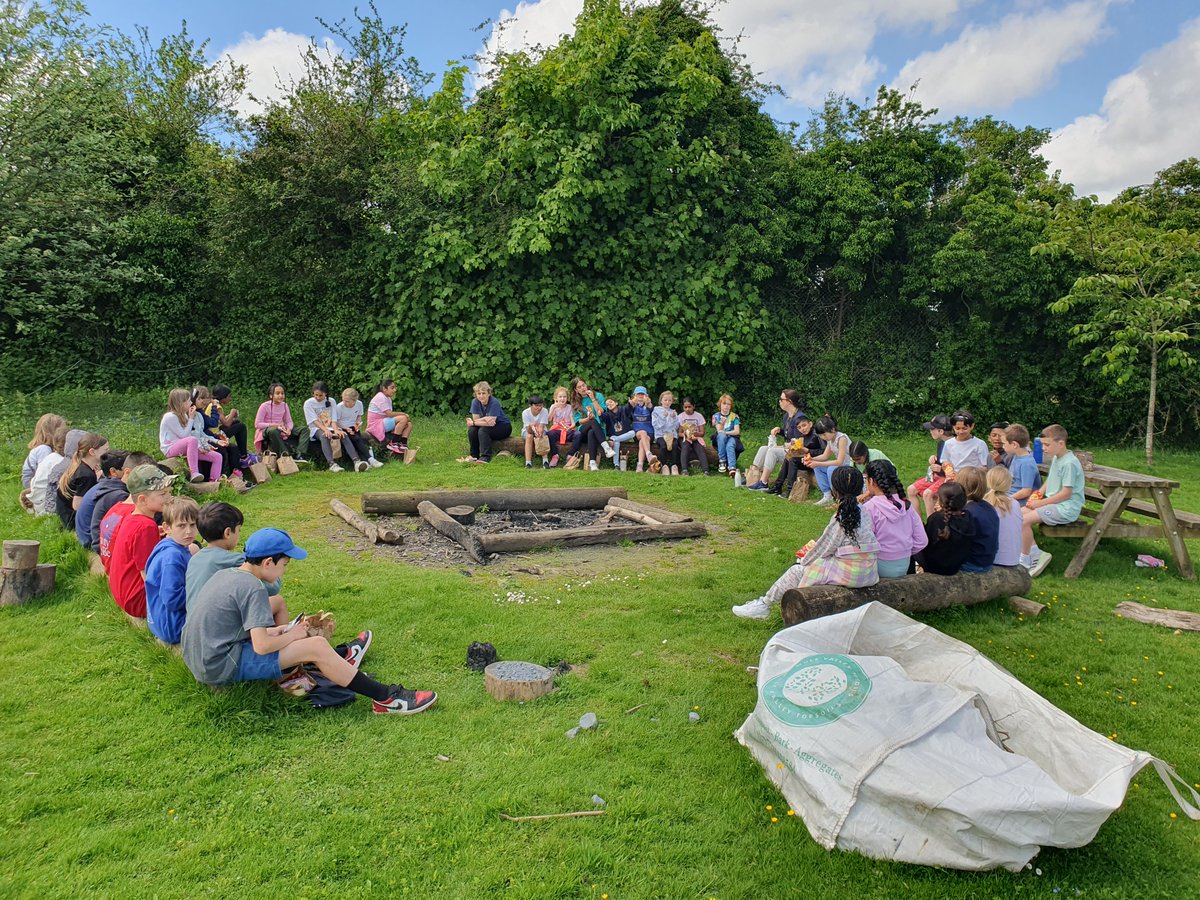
[181,528,437,715]
[732,467,880,620]
[29,424,69,517]
[75,449,126,549]
[185,502,284,616]
[108,465,177,620]
[145,496,200,646]
[1021,424,1085,577]
[986,466,1022,568]
[956,466,999,574]
[863,459,927,578]
[21,413,66,512]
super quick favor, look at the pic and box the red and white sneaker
[340,630,373,669]
[373,686,438,715]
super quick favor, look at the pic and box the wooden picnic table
[1038,461,1197,580]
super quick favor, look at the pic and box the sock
[349,671,390,702]
[1019,553,1031,568]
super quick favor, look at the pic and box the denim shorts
[234,641,283,682]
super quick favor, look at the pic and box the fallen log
[781,565,1032,625]
[477,521,707,555]
[604,496,692,524]
[1115,601,1200,632]
[603,504,662,526]
[330,498,378,543]
[362,487,627,516]
[1008,596,1047,617]
[418,500,486,564]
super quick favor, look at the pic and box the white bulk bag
[734,602,1198,872]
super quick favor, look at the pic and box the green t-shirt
[1044,451,1086,520]
[853,448,891,471]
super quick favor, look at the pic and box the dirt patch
[322,507,727,577]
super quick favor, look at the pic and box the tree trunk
[476,521,707,555]
[1146,345,1157,466]
[330,498,379,544]
[417,500,486,564]
[780,566,1032,624]
[604,496,692,523]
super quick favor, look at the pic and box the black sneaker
[542,459,550,469]
[340,630,373,668]
[373,685,437,715]
[525,461,533,469]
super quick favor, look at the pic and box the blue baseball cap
[244,527,308,560]
[633,386,649,397]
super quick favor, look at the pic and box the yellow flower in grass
[787,809,795,816]
[771,817,778,823]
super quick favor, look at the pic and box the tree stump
[446,505,476,526]
[484,661,556,701]
[0,564,55,607]
[2,540,40,571]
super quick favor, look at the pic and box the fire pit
[349,488,707,564]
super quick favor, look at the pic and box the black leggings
[679,439,708,473]
[654,436,680,468]
[222,420,249,456]
[570,419,605,457]
[468,422,512,461]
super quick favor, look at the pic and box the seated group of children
[732,410,1084,622]
[472,377,746,475]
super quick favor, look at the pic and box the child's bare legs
[1021,507,1040,555]
[524,433,535,463]
[922,487,938,517]
[393,414,412,441]
[269,594,290,627]
[636,432,653,466]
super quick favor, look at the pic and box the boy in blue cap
[181,527,436,715]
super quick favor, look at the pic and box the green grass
[1,392,1198,898]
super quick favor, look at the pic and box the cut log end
[484,661,556,701]
[446,505,476,526]
[1008,596,1046,617]
[2,540,40,571]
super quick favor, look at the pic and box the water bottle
[733,469,743,487]
[1032,436,1044,464]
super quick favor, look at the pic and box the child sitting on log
[862,459,927,578]
[915,482,974,576]
[732,466,879,620]
[955,466,999,574]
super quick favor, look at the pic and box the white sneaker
[328,463,344,473]
[732,597,772,620]
[368,458,383,469]
[602,441,615,459]
[589,460,599,471]
[814,492,834,507]
[1028,552,1053,577]
[354,460,369,472]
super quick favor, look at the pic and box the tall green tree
[1037,197,1200,464]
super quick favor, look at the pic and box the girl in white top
[160,388,223,483]
[334,387,378,468]
[808,415,851,507]
[21,413,66,512]
[305,381,366,472]
[29,423,69,516]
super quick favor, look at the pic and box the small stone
[689,711,700,723]
[631,650,643,658]
[591,795,606,807]
[460,570,473,577]
[579,712,598,730]
[436,754,450,762]
[565,727,580,739]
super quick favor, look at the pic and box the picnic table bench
[1037,462,1197,580]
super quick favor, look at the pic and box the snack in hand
[795,539,817,560]
[302,611,336,640]
[1030,490,1044,502]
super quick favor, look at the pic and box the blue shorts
[959,561,993,574]
[234,641,283,682]
[384,416,397,433]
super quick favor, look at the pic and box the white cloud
[894,1,1113,115]
[217,28,341,117]
[475,0,969,104]
[1044,17,1200,200]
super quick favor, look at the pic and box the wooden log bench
[781,566,1032,625]
[488,436,722,467]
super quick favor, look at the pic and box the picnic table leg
[1149,488,1196,581]
[1064,487,1130,579]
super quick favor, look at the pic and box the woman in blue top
[465,381,512,463]
[567,376,613,471]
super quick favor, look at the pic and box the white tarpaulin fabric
[734,602,1198,872]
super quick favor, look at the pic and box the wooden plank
[477,521,707,555]
[1042,523,1167,539]
[779,566,1031,624]
[363,488,627,516]
[1150,487,1196,581]
[417,501,486,564]
[605,496,692,524]
[1115,601,1200,631]
[1064,487,1129,579]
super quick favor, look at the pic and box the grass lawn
[2,391,1198,899]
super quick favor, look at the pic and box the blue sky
[83,0,1200,199]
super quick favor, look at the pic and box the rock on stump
[484,661,556,701]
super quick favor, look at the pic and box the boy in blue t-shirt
[145,496,200,645]
[1003,424,1042,507]
[1021,424,1085,577]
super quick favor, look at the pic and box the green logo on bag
[763,654,871,727]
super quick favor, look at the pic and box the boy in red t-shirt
[108,465,176,619]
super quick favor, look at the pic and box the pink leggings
[165,437,223,481]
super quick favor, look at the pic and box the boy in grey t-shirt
[181,527,437,715]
